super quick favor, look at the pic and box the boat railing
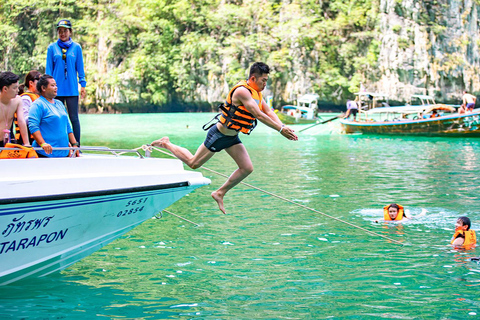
[0,146,146,158]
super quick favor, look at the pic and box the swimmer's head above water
[382,203,404,221]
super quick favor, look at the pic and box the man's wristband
[72,142,79,147]
[279,125,285,133]
[41,143,47,147]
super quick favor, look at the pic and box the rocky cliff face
[375,0,480,102]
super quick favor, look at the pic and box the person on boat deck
[451,216,476,248]
[14,70,41,144]
[28,75,79,158]
[344,98,358,121]
[430,110,440,118]
[462,91,476,112]
[46,19,86,145]
[151,62,298,214]
[294,108,302,121]
[0,72,29,148]
[383,203,408,221]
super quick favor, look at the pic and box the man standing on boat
[0,72,29,147]
[462,91,476,112]
[152,62,298,214]
[344,97,359,121]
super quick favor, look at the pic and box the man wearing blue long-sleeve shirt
[46,19,86,144]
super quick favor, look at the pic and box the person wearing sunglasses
[45,19,86,145]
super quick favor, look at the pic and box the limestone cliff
[375,0,480,102]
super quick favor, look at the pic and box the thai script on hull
[2,214,55,238]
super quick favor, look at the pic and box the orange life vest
[14,92,39,141]
[218,80,263,135]
[383,204,405,221]
[20,92,39,102]
[451,229,477,247]
[0,143,38,159]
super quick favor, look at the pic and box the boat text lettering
[117,206,145,217]
[0,228,68,254]
[2,214,55,238]
[116,197,149,217]
[125,197,148,207]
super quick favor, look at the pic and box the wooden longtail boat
[339,94,480,136]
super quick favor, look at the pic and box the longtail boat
[339,94,480,136]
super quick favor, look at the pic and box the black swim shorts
[204,125,242,152]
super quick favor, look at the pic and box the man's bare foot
[211,191,226,214]
[151,137,170,148]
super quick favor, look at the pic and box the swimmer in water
[451,216,476,248]
[375,204,427,223]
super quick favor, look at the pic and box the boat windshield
[409,94,436,106]
[354,92,389,111]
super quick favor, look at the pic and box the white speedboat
[0,147,210,285]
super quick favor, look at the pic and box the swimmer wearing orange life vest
[451,216,476,248]
[383,203,408,221]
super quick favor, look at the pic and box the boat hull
[340,112,480,136]
[0,156,210,285]
[276,111,318,125]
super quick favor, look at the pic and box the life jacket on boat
[451,229,477,247]
[13,92,39,141]
[216,80,263,135]
[0,143,38,159]
[383,204,405,221]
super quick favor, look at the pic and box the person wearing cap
[46,19,86,145]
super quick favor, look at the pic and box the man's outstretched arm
[235,88,298,140]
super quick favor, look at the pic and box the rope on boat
[163,209,200,227]
[141,145,404,246]
[154,209,200,226]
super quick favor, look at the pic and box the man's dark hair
[0,71,20,91]
[249,62,270,78]
[458,216,471,230]
[37,74,54,94]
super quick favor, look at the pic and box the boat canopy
[410,94,436,105]
[365,105,424,114]
[297,94,319,106]
[365,104,456,115]
[423,105,456,113]
[354,92,388,99]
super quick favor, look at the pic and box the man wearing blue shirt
[46,19,86,144]
[29,75,79,158]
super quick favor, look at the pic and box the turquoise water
[1,113,480,319]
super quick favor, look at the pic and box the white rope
[163,209,200,226]
[146,145,404,246]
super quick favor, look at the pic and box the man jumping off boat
[151,62,298,214]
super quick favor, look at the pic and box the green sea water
[1,113,480,319]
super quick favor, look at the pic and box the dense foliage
[0,0,408,111]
